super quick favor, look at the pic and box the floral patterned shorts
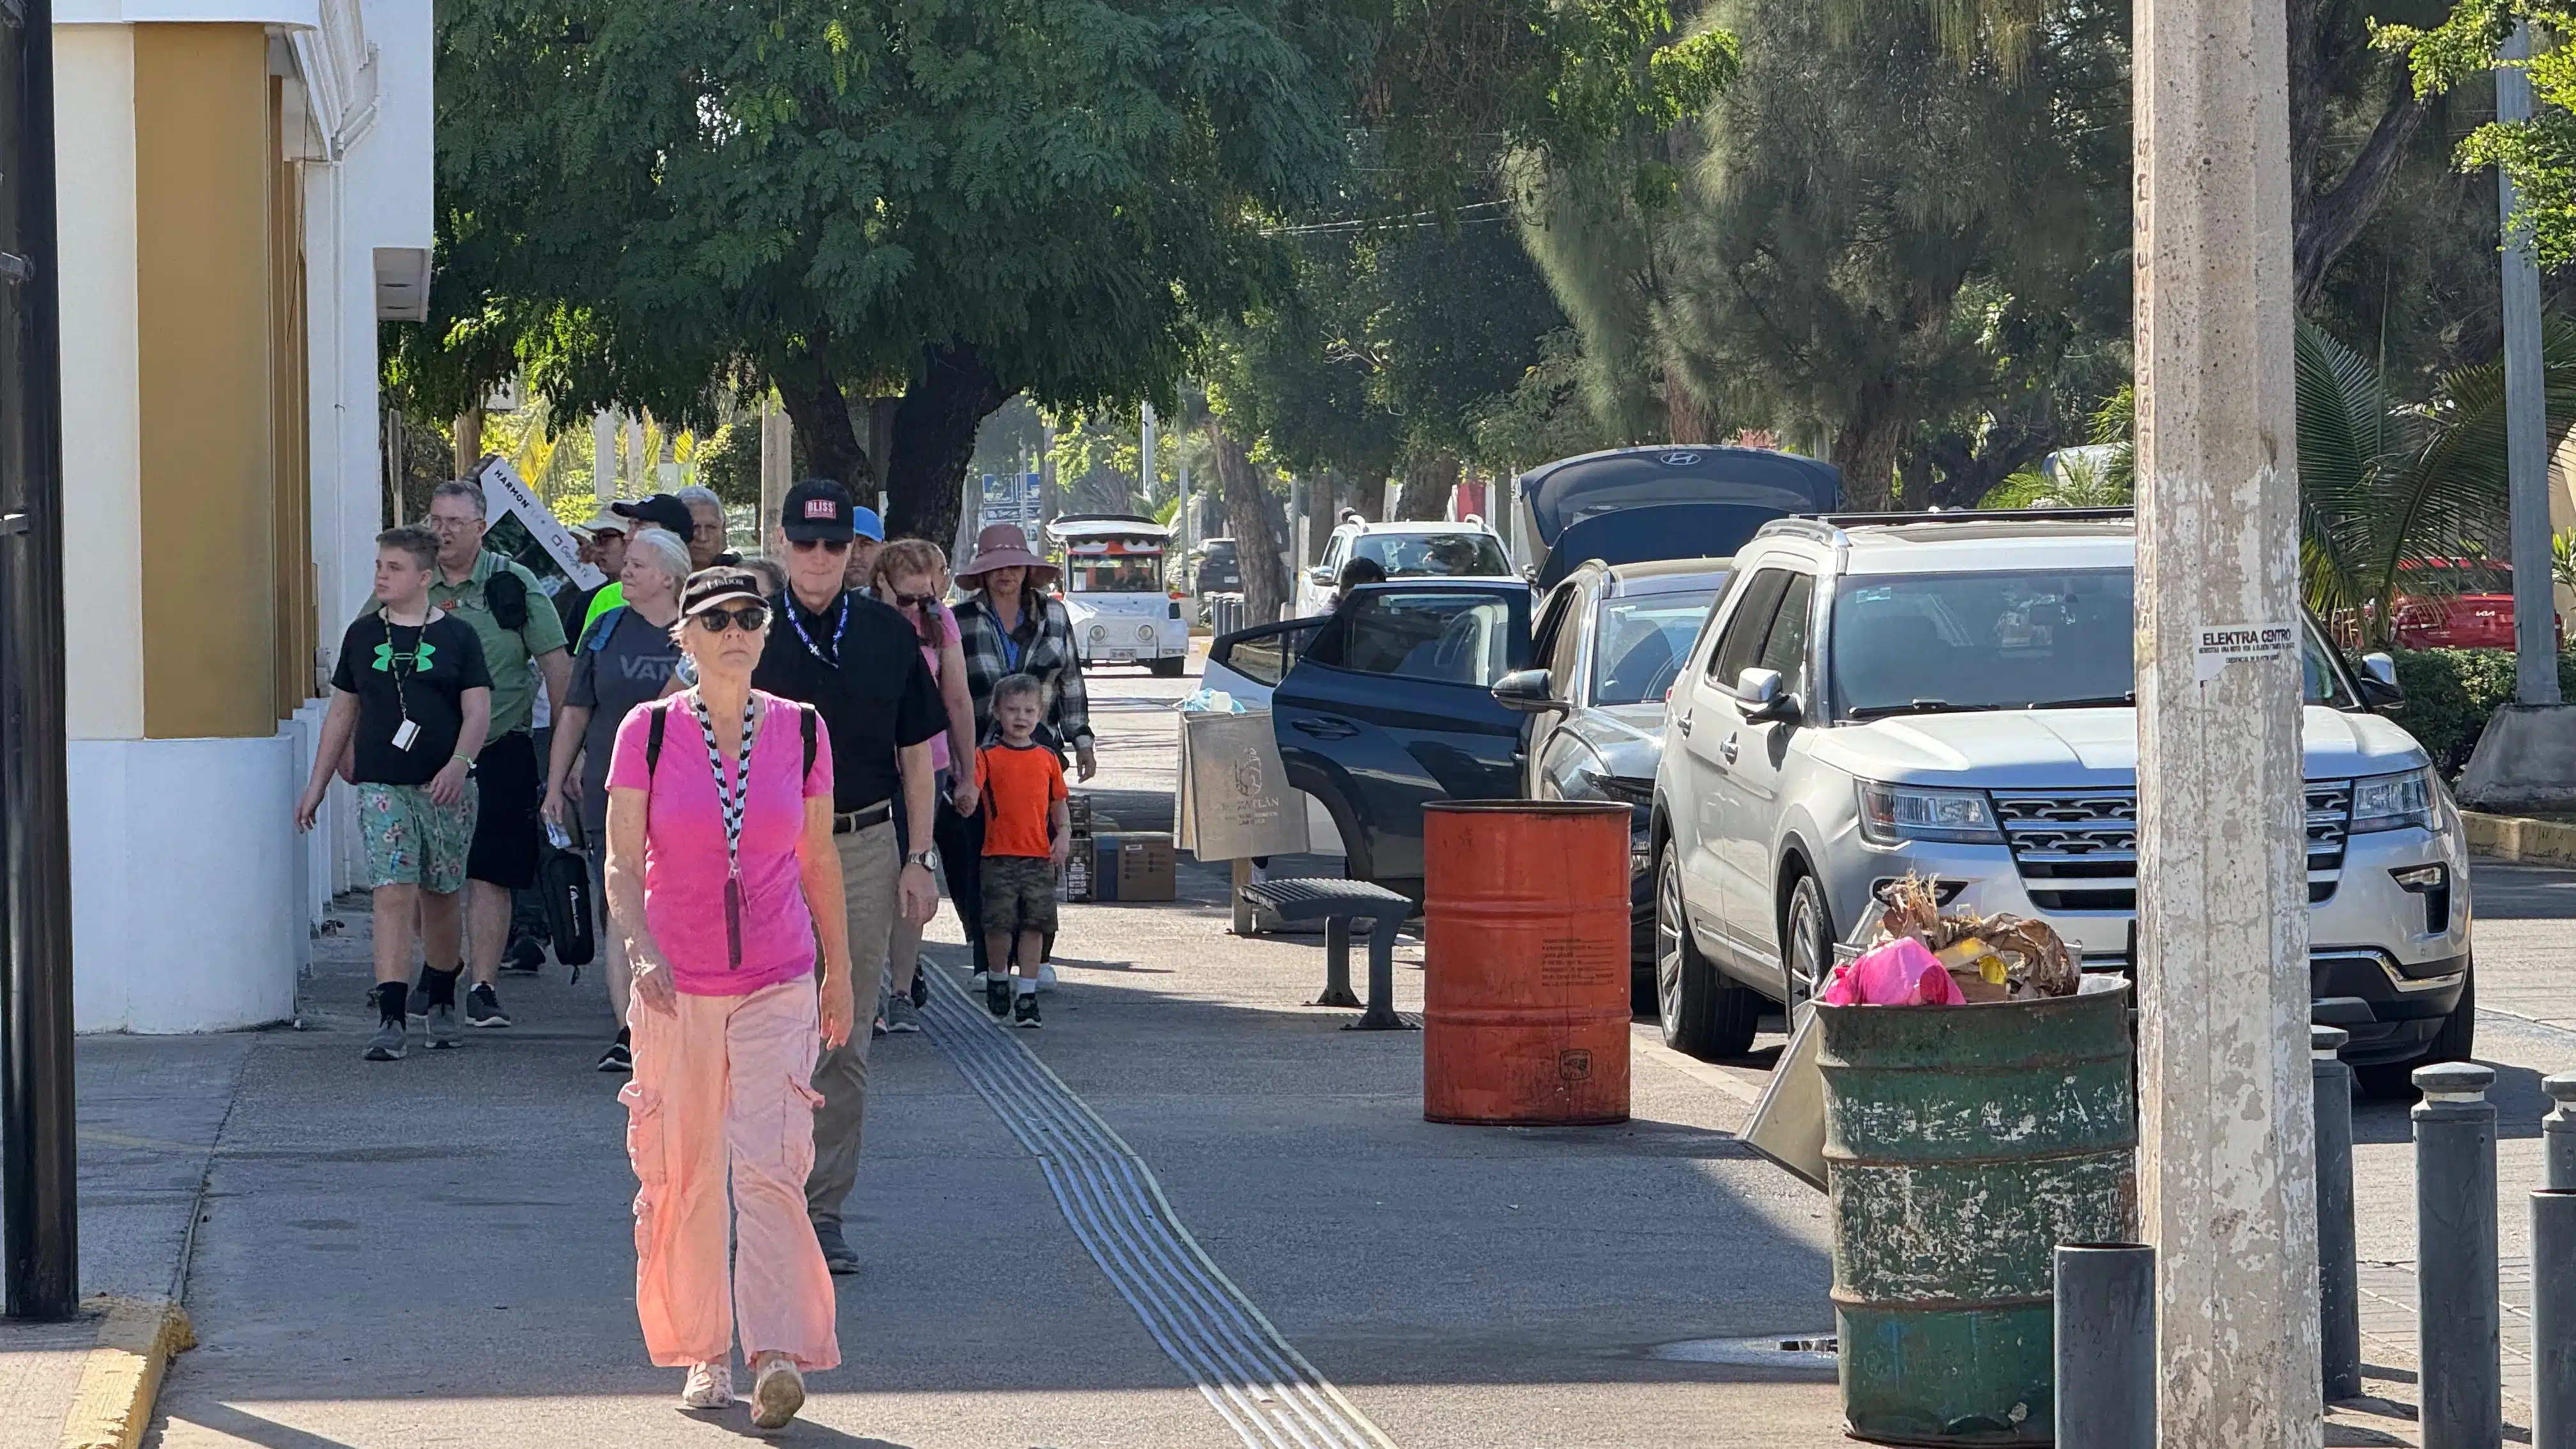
[356,781,479,894]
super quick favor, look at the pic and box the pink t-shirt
[606,692,834,997]
[916,606,959,772]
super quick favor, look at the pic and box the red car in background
[2390,558,2554,649]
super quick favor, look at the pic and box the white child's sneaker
[680,1360,733,1409]
[750,1353,806,1430]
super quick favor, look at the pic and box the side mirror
[1735,666,1800,724]
[2358,652,2405,712]
[1309,566,1335,586]
[1492,668,1567,715]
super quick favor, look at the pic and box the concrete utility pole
[2133,1,2322,1445]
[1140,402,1158,516]
[2457,22,2576,808]
[592,411,617,505]
[758,398,792,549]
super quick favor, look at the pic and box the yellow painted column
[133,24,277,739]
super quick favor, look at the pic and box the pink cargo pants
[622,977,840,1370]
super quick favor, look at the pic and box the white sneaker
[750,1353,805,1430]
[1038,962,1059,992]
[969,970,989,992]
[680,1360,733,1409]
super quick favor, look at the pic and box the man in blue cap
[841,503,886,593]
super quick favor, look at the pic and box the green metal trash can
[1819,974,2136,1445]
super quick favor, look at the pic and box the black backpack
[643,698,818,781]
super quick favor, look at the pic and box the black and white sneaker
[500,936,546,975]
[425,1000,463,1049]
[1013,993,1041,1030]
[364,1018,408,1061]
[466,982,511,1028]
[986,974,1013,1018]
[595,1035,632,1073]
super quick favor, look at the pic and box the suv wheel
[2356,958,2476,1100]
[1656,850,1759,1060]
[1784,872,1834,1027]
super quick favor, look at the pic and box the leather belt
[831,801,893,835]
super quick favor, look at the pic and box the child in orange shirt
[974,674,1070,1027]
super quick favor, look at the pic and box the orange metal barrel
[1422,801,1632,1126]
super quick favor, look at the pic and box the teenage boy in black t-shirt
[296,526,493,1061]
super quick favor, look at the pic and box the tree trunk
[1342,471,1386,526]
[1832,381,1914,510]
[452,407,485,482]
[2293,86,2428,307]
[775,337,872,492]
[1662,372,1710,444]
[1395,450,1459,521]
[1212,417,1290,625]
[884,342,1006,547]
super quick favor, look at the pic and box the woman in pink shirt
[602,567,855,1430]
[869,539,979,1032]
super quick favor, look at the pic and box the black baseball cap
[781,478,857,542]
[612,493,696,536]
[680,567,769,618]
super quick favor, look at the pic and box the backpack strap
[801,703,818,783]
[579,605,626,654]
[645,698,668,777]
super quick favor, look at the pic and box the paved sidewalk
[126,666,1847,1448]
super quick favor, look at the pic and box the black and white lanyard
[788,593,849,669]
[689,689,760,970]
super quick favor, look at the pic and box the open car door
[1271,583,1532,895]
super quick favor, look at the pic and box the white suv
[1650,512,2474,1094]
[1296,514,1515,616]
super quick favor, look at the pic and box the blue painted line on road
[921,971,1395,1449]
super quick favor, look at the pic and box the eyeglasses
[691,603,771,633]
[790,538,852,555]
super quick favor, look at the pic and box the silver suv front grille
[1990,785,2351,912]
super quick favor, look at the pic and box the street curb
[57,1296,191,1449]
[2463,809,2576,864]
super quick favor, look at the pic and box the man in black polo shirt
[754,477,944,1275]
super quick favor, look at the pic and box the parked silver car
[1494,558,1733,970]
[1650,511,2473,1094]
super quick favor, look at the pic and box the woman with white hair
[546,526,691,1071]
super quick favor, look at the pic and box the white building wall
[58,2,433,1031]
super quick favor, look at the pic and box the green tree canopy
[420,0,1365,546]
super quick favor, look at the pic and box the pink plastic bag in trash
[1822,937,1963,1007]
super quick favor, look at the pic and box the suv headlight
[1857,781,2003,845]
[2349,767,2436,834]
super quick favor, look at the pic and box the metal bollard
[2315,1025,2360,1400]
[2546,1073,2576,1190]
[2055,1243,2155,1449]
[2416,1061,2501,1449]
[2536,1190,2576,1449]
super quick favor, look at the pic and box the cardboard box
[1112,832,1177,902]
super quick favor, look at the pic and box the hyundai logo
[1659,451,1701,466]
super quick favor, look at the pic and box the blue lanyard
[1000,627,1023,672]
[788,592,849,668]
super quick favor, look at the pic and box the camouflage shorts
[356,781,479,894]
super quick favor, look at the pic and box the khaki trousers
[805,820,894,1228]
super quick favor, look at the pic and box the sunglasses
[691,603,771,633]
[894,593,940,610]
[790,538,852,555]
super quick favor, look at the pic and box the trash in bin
[1866,873,2080,1004]
[1823,937,1962,1007]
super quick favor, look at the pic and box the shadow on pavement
[2350,1059,2547,1145]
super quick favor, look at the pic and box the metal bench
[1235,877,1417,1032]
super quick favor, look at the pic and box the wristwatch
[905,849,938,871]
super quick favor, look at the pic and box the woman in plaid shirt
[943,525,1096,977]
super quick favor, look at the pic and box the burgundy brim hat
[959,524,1057,583]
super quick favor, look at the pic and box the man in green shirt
[417,480,572,1027]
